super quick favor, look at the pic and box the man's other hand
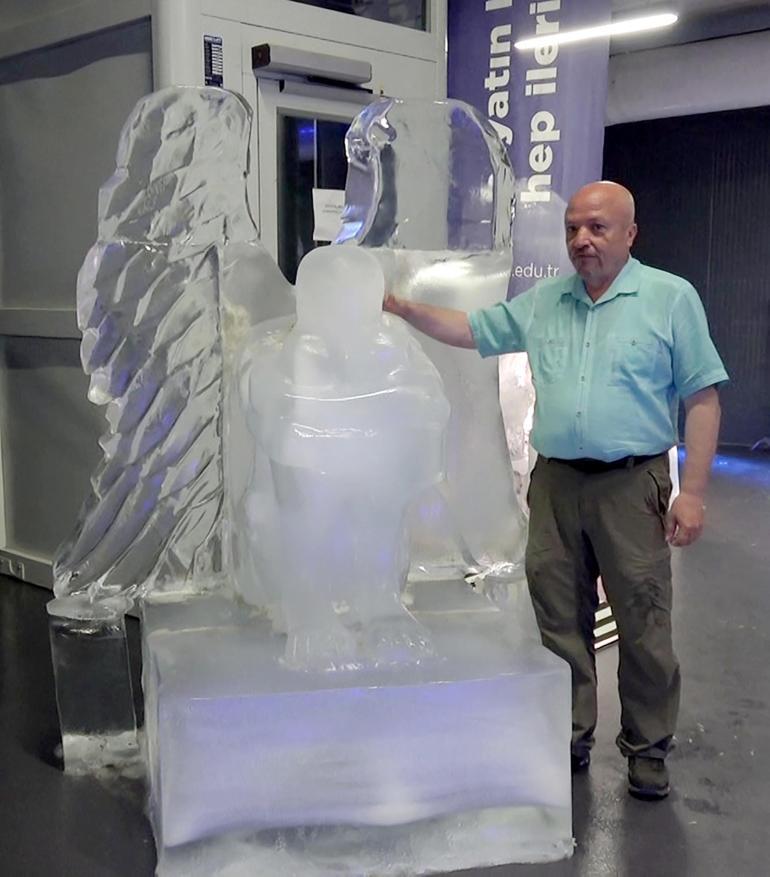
[665,491,705,547]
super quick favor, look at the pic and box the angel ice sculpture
[52,87,532,643]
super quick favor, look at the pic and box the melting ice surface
[237,245,450,669]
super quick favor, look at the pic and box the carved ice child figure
[241,246,449,670]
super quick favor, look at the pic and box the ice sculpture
[236,245,449,669]
[51,87,292,604]
[337,99,532,586]
[47,86,572,874]
[51,93,531,609]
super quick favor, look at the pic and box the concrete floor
[1,448,768,876]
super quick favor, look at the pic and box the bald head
[565,180,638,300]
[568,181,636,225]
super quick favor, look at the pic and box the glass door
[277,115,351,283]
[254,78,372,280]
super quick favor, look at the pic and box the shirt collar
[564,257,641,307]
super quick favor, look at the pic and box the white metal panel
[153,3,445,94]
[433,0,447,97]
[235,17,442,99]
[203,0,443,60]
[0,0,151,60]
[607,30,770,125]
[151,0,204,88]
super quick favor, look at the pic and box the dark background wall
[603,106,770,447]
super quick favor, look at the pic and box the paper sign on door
[312,189,345,242]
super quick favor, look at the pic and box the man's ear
[627,222,638,247]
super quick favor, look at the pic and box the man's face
[565,187,637,293]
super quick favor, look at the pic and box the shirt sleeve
[468,288,537,358]
[671,284,729,397]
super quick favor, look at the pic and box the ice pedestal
[142,582,573,875]
[47,595,140,774]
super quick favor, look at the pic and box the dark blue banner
[448,0,611,296]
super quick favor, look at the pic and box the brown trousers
[526,454,681,760]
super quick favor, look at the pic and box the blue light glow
[297,123,315,143]
[687,448,770,486]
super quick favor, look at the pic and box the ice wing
[53,87,265,601]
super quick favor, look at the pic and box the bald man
[385,181,728,800]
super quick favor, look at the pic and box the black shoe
[571,752,590,773]
[628,756,670,799]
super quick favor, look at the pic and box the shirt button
[585,342,591,348]
[576,411,582,417]
[580,376,585,382]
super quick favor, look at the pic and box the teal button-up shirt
[469,258,728,462]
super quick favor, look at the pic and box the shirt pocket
[608,335,665,387]
[530,336,568,384]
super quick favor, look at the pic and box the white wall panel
[607,31,770,125]
[0,0,150,60]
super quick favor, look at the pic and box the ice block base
[142,582,573,874]
[158,805,573,876]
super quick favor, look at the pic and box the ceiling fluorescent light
[514,12,678,50]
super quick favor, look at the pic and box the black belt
[546,453,665,474]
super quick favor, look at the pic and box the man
[384,181,728,800]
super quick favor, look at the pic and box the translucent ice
[337,99,533,583]
[47,595,140,775]
[53,87,293,602]
[143,586,572,871]
[236,245,450,670]
[53,90,535,610]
